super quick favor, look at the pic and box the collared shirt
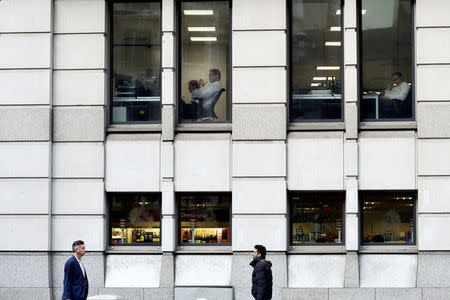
[384,81,410,101]
[191,81,222,110]
[73,254,86,278]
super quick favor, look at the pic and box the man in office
[191,69,223,120]
[250,244,273,300]
[380,72,411,117]
[62,240,89,300]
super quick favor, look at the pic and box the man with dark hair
[381,72,410,101]
[250,244,273,300]
[62,240,89,300]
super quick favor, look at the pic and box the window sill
[359,245,418,254]
[288,122,345,131]
[176,123,232,132]
[288,245,346,254]
[175,245,232,254]
[107,124,161,133]
[359,121,416,130]
[106,245,162,254]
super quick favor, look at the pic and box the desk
[362,93,380,119]
[113,96,160,103]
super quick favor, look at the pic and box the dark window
[290,192,345,245]
[178,193,231,245]
[360,191,415,245]
[290,0,343,122]
[109,193,161,245]
[110,1,161,124]
[178,1,231,123]
[360,0,414,121]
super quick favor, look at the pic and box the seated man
[380,72,411,117]
[191,69,223,120]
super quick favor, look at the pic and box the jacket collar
[250,256,263,268]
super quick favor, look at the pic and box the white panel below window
[105,255,161,288]
[175,255,232,286]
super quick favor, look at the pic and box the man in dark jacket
[250,244,273,300]
[62,240,89,300]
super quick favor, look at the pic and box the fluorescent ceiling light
[311,83,321,87]
[313,77,334,81]
[336,10,341,15]
[325,41,341,46]
[317,66,340,70]
[330,26,341,31]
[183,10,213,15]
[188,27,216,32]
[337,9,366,15]
[190,37,217,42]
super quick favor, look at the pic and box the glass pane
[291,0,342,121]
[179,1,230,123]
[360,0,413,120]
[110,193,161,245]
[111,2,161,123]
[179,194,231,245]
[290,193,344,244]
[361,192,415,244]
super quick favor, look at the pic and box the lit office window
[360,0,413,120]
[109,193,161,245]
[361,192,415,245]
[290,0,343,121]
[110,2,161,124]
[179,1,230,123]
[178,193,231,245]
[290,192,344,245]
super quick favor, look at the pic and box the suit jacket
[62,255,89,300]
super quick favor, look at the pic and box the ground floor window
[178,193,231,245]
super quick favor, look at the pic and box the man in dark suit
[62,240,89,300]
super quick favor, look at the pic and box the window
[360,191,415,245]
[178,193,231,245]
[360,0,414,121]
[178,1,230,123]
[290,192,345,245]
[110,1,161,124]
[109,193,161,245]
[290,0,343,122]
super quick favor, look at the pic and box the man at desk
[191,69,223,120]
[381,72,410,101]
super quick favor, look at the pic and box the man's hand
[199,79,207,87]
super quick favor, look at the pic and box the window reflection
[178,193,231,245]
[109,193,161,245]
[290,192,344,244]
[290,0,343,121]
[179,1,230,123]
[360,0,413,120]
[361,192,415,244]
[111,2,161,123]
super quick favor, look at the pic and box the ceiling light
[313,77,327,81]
[325,41,341,46]
[362,9,367,15]
[183,10,213,15]
[190,37,217,42]
[188,27,216,32]
[317,66,340,70]
[330,26,341,31]
[336,10,341,15]
[311,83,320,87]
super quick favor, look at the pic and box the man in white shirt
[191,69,223,120]
[381,72,410,101]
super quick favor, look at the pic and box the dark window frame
[288,191,346,246]
[108,192,162,246]
[359,190,417,246]
[176,192,232,247]
[358,0,416,122]
[108,0,163,125]
[288,0,345,123]
[176,0,233,125]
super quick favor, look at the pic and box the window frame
[108,0,163,125]
[176,0,233,125]
[176,192,232,247]
[359,190,417,246]
[107,192,162,247]
[357,0,416,123]
[288,0,345,124]
[288,191,346,247]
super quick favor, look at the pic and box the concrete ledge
[375,288,422,300]
[144,288,173,300]
[282,288,328,300]
[98,288,144,300]
[423,288,450,300]
[0,288,51,300]
[329,288,375,300]
[0,253,50,288]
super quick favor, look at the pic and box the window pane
[111,2,161,124]
[178,193,230,245]
[290,192,344,244]
[291,0,342,121]
[109,193,161,245]
[179,1,230,123]
[360,0,413,120]
[361,192,415,244]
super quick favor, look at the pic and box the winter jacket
[250,257,273,300]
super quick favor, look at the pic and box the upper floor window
[290,0,343,122]
[178,0,231,123]
[110,1,162,124]
[360,0,414,121]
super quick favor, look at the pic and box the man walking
[62,240,89,300]
[250,244,273,300]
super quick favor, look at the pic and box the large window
[109,193,161,245]
[360,191,415,245]
[290,0,343,122]
[178,1,230,123]
[110,1,161,124]
[178,193,231,245]
[290,192,345,245]
[360,0,413,121]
